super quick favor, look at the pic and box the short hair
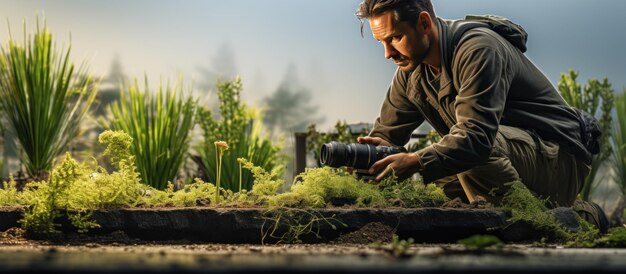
[356,0,436,36]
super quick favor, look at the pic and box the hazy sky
[1,0,625,131]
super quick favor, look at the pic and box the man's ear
[417,11,432,32]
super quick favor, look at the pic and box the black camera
[319,141,406,178]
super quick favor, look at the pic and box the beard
[393,34,432,72]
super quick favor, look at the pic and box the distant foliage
[612,91,626,196]
[558,70,614,200]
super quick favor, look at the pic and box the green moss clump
[591,227,626,248]
[268,167,386,208]
[498,181,569,241]
[0,178,24,206]
[381,178,449,207]
[19,153,88,234]
[498,181,601,245]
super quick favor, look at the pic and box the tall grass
[613,91,626,195]
[107,77,197,190]
[0,20,97,180]
[558,70,614,200]
[195,77,284,192]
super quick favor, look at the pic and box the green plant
[380,178,449,207]
[457,235,503,250]
[371,234,415,257]
[0,178,23,206]
[196,77,284,192]
[593,227,626,248]
[498,181,569,241]
[558,70,614,200]
[268,167,386,208]
[260,208,347,244]
[0,19,98,180]
[613,91,626,196]
[214,141,228,204]
[497,181,600,245]
[106,77,197,190]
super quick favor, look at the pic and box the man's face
[370,11,431,72]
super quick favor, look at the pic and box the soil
[332,222,395,244]
[442,195,493,209]
[0,221,397,247]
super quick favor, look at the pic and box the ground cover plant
[0,130,451,236]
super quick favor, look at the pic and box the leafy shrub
[195,77,284,192]
[0,19,97,180]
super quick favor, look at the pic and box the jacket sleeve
[369,68,424,146]
[416,40,513,183]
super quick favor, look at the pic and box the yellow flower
[214,141,229,150]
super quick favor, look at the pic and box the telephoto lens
[319,141,406,170]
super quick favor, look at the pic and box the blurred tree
[196,44,237,94]
[263,64,324,135]
[94,54,127,117]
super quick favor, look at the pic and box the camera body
[319,141,406,179]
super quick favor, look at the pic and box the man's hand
[345,136,394,175]
[356,136,392,146]
[369,152,421,182]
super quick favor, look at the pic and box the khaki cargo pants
[438,125,591,207]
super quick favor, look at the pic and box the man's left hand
[369,152,421,182]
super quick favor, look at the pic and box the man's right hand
[356,136,392,147]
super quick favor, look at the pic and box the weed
[214,141,229,204]
[458,235,503,250]
[260,207,347,244]
[371,234,415,257]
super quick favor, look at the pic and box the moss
[268,167,386,208]
[498,181,569,241]
[592,227,626,248]
[498,181,601,245]
[0,178,24,206]
[458,235,503,250]
[380,178,449,207]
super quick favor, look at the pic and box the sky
[1,0,625,131]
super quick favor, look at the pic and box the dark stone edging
[0,206,519,243]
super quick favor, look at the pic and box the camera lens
[320,141,346,167]
[320,142,377,169]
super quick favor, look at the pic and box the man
[355,0,608,232]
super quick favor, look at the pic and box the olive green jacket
[369,18,589,183]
